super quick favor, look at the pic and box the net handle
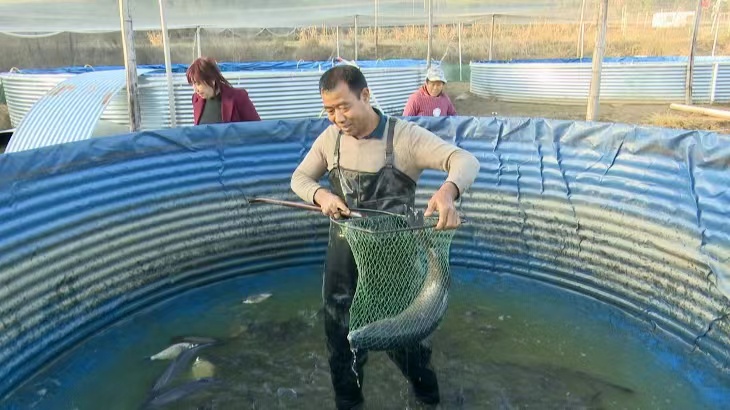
[248,197,395,219]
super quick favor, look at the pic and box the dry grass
[448,81,730,133]
[1,18,729,70]
[648,112,730,133]
[146,31,164,47]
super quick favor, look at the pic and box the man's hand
[314,189,351,219]
[425,182,460,230]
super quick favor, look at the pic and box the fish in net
[332,211,457,352]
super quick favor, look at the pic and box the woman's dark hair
[186,57,231,89]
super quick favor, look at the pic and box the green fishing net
[333,213,457,351]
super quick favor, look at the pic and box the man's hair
[319,65,368,96]
[186,57,232,89]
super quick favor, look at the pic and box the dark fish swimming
[141,378,220,409]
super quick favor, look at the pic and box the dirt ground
[446,82,730,134]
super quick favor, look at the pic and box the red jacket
[402,85,457,117]
[192,84,261,125]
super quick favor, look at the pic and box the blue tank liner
[0,116,728,400]
[475,55,730,64]
[4,59,428,75]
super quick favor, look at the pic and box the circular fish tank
[470,56,730,104]
[0,116,728,408]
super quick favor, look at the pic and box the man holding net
[290,65,479,409]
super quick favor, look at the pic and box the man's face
[321,81,371,137]
[193,80,216,99]
[426,80,445,97]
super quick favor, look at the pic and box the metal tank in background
[470,56,730,104]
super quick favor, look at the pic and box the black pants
[324,225,440,410]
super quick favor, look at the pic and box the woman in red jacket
[403,66,457,117]
[186,57,261,125]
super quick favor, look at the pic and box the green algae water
[3,267,728,409]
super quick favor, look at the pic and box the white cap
[425,66,447,83]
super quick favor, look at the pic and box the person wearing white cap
[403,65,457,117]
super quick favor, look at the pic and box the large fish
[348,230,451,351]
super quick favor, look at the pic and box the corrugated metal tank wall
[470,56,730,104]
[0,60,427,129]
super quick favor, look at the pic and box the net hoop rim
[330,214,445,235]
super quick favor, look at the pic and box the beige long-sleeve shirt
[291,117,480,204]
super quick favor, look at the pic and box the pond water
[3,267,728,409]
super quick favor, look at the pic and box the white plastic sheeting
[0,0,562,33]
[5,69,151,153]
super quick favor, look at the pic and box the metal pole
[712,5,720,56]
[118,0,141,131]
[458,21,463,81]
[578,0,586,58]
[686,0,703,105]
[427,0,433,68]
[375,0,379,59]
[711,63,719,104]
[196,26,202,57]
[158,0,176,128]
[587,0,609,121]
[354,15,359,61]
[489,14,496,61]
[336,26,341,59]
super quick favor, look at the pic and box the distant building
[652,11,695,28]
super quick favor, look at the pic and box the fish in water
[242,292,272,304]
[191,357,216,380]
[141,378,219,409]
[151,343,214,393]
[348,237,450,351]
[149,342,197,361]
